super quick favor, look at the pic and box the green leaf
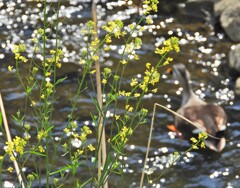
[49,165,72,176]
[26,151,46,157]
[26,82,37,96]
[55,76,67,85]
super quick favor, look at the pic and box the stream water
[0,0,240,187]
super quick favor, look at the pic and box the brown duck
[172,63,227,152]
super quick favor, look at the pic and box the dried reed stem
[91,1,108,187]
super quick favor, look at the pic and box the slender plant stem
[91,1,108,187]
[140,103,156,188]
[42,0,50,186]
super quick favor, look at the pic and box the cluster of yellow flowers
[48,49,63,67]
[102,20,125,38]
[102,67,112,85]
[138,63,160,92]
[190,132,208,149]
[143,0,159,14]
[119,126,133,143]
[37,129,48,141]
[63,124,95,156]
[12,44,28,63]
[155,36,180,55]
[5,136,26,161]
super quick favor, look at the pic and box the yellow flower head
[88,144,95,151]
[8,66,13,72]
[7,167,13,173]
[102,79,107,84]
[130,78,138,87]
[38,145,45,153]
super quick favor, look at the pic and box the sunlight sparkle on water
[71,138,82,148]
[3,181,14,188]
[215,88,235,103]
[176,87,183,95]
[195,89,205,99]
[130,144,135,150]
[168,131,176,139]
[168,30,173,35]
[159,147,168,153]
[155,37,165,47]
[0,54,4,59]
[198,46,212,54]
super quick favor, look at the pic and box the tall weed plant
[0,0,207,187]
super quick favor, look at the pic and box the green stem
[42,0,50,186]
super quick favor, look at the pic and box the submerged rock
[229,43,240,94]
[229,44,240,72]
[214,0,239,16]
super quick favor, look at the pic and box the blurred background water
[0,0,239,187]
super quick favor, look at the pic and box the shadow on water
[0,0,240,187]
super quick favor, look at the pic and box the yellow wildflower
[7,167,13,173]
[128,106,133,112]
[146,17,153,24]
[102,79,107,84]
[152,88,158,93]
[77,149,84,155]
[90,70,96,74]
[45,72,51,77]
[38,145,45,153]
[79,59,86,64]
[88,144,95,151]
[82,126,92,135]
[121,59,128,65]
[105,35,112,43]
[80,133,87,141]
[8,66,13,72]
[31,101,36,107]
[130,78,138,87]
[134,93,140,97]
[146,62,151,69]
[37,130,48,141]
[91,55,99,61]
[115,115,120,120]
[63,128,70,133]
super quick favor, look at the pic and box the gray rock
[235,77,240,95]
[220,5,240,42]
[229,44,240,71]
[214,0,240,17]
